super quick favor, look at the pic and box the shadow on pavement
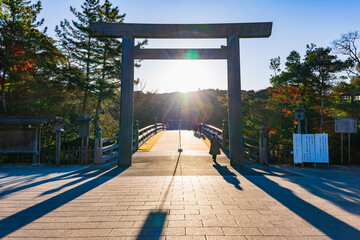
[136,153,181,239]
[0,166,102,199]
[232,163,360,239]
[212,161,242,190]
[287,172,360,216]
[0,163,128,238]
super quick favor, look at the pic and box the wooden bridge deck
[134,130,226,157]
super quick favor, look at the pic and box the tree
[333,31,360,76]
[0,0,61,112]
[271,51,313,133]
[92,0,125,128]
[305,44,348,132]
[269,56,281,78]
[55,0,102,117]
[56,0,146,129]
[266,85,300,145]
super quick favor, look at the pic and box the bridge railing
[137,123,166,149]
[94,122,167,165]
[202,124,225,148]
[201,122,268,164]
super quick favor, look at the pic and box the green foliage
[0,0,62,113]
[269,56,281,78]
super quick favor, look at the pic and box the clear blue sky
[39,0,360,93]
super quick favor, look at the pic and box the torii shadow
[231,163,360,239]
[0,163,128,238]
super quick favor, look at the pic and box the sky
[39,0,360,93]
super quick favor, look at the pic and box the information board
[315,134,329,163]
[335,117,357,133]
[293,134,302,164]
[301,134,315,163]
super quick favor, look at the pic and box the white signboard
[293,134,302,164]
[315,134,329,163]
[335,117,357,133]
[301,134,316,163]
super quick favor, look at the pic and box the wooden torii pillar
[90,23,272,167]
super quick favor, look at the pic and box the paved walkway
[0,130,360,239]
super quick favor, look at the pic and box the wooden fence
[268,145,293,164]
[40,145,94,165]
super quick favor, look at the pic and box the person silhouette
[209,133,220,162]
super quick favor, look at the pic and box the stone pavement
[0,130,360,239]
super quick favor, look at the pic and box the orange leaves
[267,85,301,114]
[268,128,277,137]
[269,85,300,105]
[282,108,293,117]
[0,42,34,73]
[13,59,34,72]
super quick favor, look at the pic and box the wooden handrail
[96,123,167,164]
[102,143,118,153]
[244,136,258,143]
[102,136,118,144]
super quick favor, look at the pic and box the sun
[135,59,227,93]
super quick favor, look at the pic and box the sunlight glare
[135,60,227,93]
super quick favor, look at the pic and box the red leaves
[0,42,34,73]
[268,85,300,108]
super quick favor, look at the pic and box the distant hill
[134,89,228,128]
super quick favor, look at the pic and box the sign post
[292,133,329,167]
[335,117,358,164]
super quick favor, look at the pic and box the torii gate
[90,22,272,167]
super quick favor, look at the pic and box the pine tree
[93,0,125,128]
[55,0,102,117]
[305,44,348,132]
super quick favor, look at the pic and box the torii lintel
[90,22,272,39]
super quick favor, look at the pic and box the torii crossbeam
[90,22,272,167]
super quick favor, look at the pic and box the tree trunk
[1,70,6,112]
[93,42,108,132]
[82,36,92,117]
[82,88,88,117]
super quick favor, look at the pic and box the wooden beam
[118,35,135,167]
[227,34,244,166]
[90,22,272,38]
[134,46,227,59]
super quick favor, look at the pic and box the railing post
[259,125,268,165]
[222,119,228,150]
[94,126,103,165]
[133,119,139,152]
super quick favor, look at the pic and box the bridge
[94,123,268,170]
